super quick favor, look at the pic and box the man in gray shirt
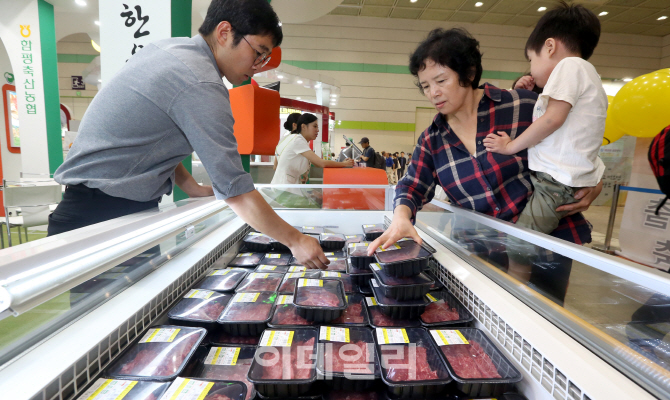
[51,0,329,269]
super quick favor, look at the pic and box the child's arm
[483,98,572,155]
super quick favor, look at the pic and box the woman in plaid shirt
[369,28,603,304]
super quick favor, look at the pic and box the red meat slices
[296,287,341,307]
[260,338,316,379]
[382,345,438,381]
[278,278,298,293]
[223,302,273,321]
[324,341,373,374]
[369,308,413,327]
[244,277,281,292]
[204,395,231,400]
[210,333,259,346]
[322,235,345,242]
[421,300,460,323]
[118,333,200,376]
[349,248,370,257]
[325,259,348,271]
[330,302,364,324]
[272,306,312,326]
[182,301,226,320]
[202,363,254,400]
[328,392,378,400]
[441,341,501,379]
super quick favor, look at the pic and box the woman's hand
[483,131,514,155]
[341,159,355,167]
[367,205,422,256]
[556,180,603,216]
[514,75,535,91]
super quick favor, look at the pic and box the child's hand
[514,75,535,91]
[484,131,514,155]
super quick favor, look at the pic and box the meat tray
[218,292,277,336]
[243,232,273,252]
[270,238,291,253]
[324,257,348,272]
[159,377,247,400]
[346,255,374,286]
[105,325,206,381]
[254,264,290,273]
[289,257,303,266]
[357,278,373,295]
[288,265,308,272]
[208,332,260,347]
[78,379,170,400]
[247,328,319,397]
[374,327,452,398]
[373,241,431,278]
[269,294,369,328]
[168,290,231,327]
[279,272,322,294]
[366,298,421,329]
[362,224,385,241]
[182,345,257,400]
[420,290,473,327]
[195,269,248,293]
[229,253,264,268]
[301,226,325,234]
[370,264,433,301]
[430,328,522,397]
[347,242,375,270]
[344,234,365,245]
[293,278,348,322]
[370,280,430,319]
[323,251,347,258]
[235,272,283,293]
[317,326,379,390]
[261,253,292,266]
[319,271,356,293]
[424,271,444,291]
[320,233,346,251]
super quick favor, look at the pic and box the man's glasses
[242,36,271,68]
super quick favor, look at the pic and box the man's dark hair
[525,0,600,60]
[409,28,482,91]
[199,0,283,47]
[296,113,318,133]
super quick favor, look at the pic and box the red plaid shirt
[395,83,592,245]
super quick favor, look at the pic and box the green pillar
[172,0,193,201]
[38,0,63,175]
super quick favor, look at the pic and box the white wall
[0,38,21,181]
[57,33,99,120]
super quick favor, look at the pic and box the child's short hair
[525,0,600,60]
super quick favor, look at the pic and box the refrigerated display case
[0,185,668,400]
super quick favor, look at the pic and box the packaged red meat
[344,234,365,245]
[106,326,206,381]
[374,328,451,398]
[330,294,369,326]
[347,242,374,271]
[209,332,260,347]
[324,257,348,272]
[320,271,356,293]
[424,271,444,291]
[288,265,308,272]
[301,226,325,234]
[255,264,290,273]
[320,233,346,251]
[183,346,256,400]
[269,296,315,327]
[323,251,346,258]
[366,298,420,329]
[229,253,264,268]
[370,264,433,301]
[261,253,292,266]
[159,377,246,400]
[78,379,169,400]
[247,328,319,398]
[430,328,521,397]
[289,257,303,266]
[370,280,430,320]
[218,292,277,336]
[362,224,385,241]
[243,232,273,252]
[420,291,473,326]
[168,290,231,326]
[374,240,431,278]
[270,237,291,253]
[195,269,248,293]
[278,272,321,294]
[317,326,378,384]
[294,278,347,322]
[235,272,283,293]
[326,391,379,400]
[358,278,373,295]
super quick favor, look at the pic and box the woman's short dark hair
[199,0,283,47]
[409,28,482,91]
[296,113,318,133]
[284,113,301,132]
[525,1,600,60]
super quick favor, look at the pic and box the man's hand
[367,205,422,256]
[289,234,330,270]
[483,131,514,155]
[514,75,535,91]
[556,180,603,216]
[174,163,214,197]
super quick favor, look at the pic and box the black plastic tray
[420,290,473,327]
[78,379,170,400]
[271,238,291,253]
[317,326,379,390]
[430,328,522,397]
[218,292,277,336]
[294,278,348,323]
[182,346,257,400]
[370,281,430,319]
[255,264,290,273]
[366,299,421,329]
[358,278,373,295]
[424,271,444,291]
[236,272,284,293]
[362,224,385,241]
[243,232,273,253]
[374,327,451,398]
[105,325,206,381]
[370,264,433,301]
[247,328,319,397]
[374,241,431,278]
[160,377,247,400]
[279,272,322,294]
[168,291,231,327]
[302,226,325,234]
[269,294,370,328]
[347,242,375,270]
[320,271,356,293]
[320,233,346,251]
[195,269,248,293]
[261,253,292,266]
[229,252,264,268]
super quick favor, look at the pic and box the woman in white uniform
[272,113,353,184]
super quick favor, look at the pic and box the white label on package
[248,232,263,236]
[257,265,277,271]
[430,329,469,346]
[277,295,294,304]
[140,328,180,343]
[370,263,382,271]
[238,253,253,257]
[184,289,214,299]
[327,257,340,262]
[345,235,359,239]
[324,252,336,256]
[321,272,341,278]
[320,326,350,343]
[260,330,295,347]
[426,293,438,302]
[204,347,241,365]
[265,254,281,259]
[250,273,269,279]
[370,278,379,287]
[365,297,378,306]
[287,272,306,278]
[303,226,315,230]
[299,279,323,287]
[160,377,215,400]
[234,293,260,303]
[349,242,369,248]
[209,269,231,276]
[82,379,138,400]
[288,266,307,272]
[375,328,409,344]
[377,244,401,252]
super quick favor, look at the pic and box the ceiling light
[277,75,283,79]
[475,2,483,7]
[331,94,337,98]
[297,80,303,84]
[658,16,668,20]
[94,20,100,26]
[538,7,547,12]
[98,79,101,82]
[410,0,417,3]
[623,77,632,82]
[599,11,608,16]
[75,0,86,6]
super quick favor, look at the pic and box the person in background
[385,151,397,185]
[357,137,375,167]
[272,113,353,184]
[398,151,407,179]
[282,112,301,137]
[337,140,354,162]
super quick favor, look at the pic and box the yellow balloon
[602,95,625,146]
[611,69,670,138]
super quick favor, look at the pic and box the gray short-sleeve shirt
[54,35,254,202]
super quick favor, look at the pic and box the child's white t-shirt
[528,57,607,187]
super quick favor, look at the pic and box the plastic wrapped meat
[440,341,502,379]
[219,293,275,322]
[260,337,316,379]
[381,345,439,381]
[324,340,374,374]
[327,392,378,400]
[261,253,292,266]
[279,272,321,294]
[325,258,348,271]
[209,332,260,346]
[297,287,341,307]
[271,305,313,326]
[78,379,170,400]
[322,234,345,242]
[229,253,263,267]
[374,241,430,265]
[195,270,247,292]
[330,297,365,324]
[421,300,461,323]
[344,235,364,245]
[199,347,255,400]
[236,273,283,292]
[168,292,230,323]
[243,232,273,252]
[369,307,419,328]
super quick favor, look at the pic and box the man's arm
[174,162,214,197]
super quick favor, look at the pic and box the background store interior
[1,0,669,265]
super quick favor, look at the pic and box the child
[483,1,607,236]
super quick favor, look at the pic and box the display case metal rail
[0,185,667,400]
